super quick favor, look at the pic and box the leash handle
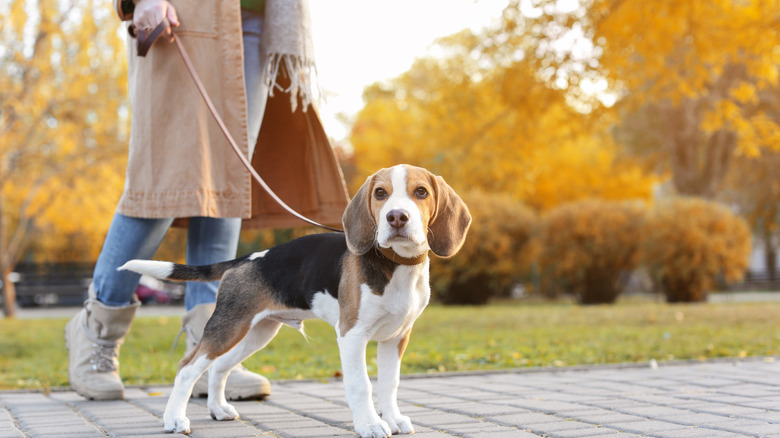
[129,20,344,233]
[128,18,170,57]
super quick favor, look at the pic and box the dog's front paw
[384,414,414,435]
[208,402,239,421]
[163,414,190,434]
[354,416,392,438]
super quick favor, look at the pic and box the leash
[129,19,344,233]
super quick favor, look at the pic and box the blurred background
[2,0,779,316]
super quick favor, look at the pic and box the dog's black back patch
[254,233,348,309]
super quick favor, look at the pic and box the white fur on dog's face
[372,165,436,258]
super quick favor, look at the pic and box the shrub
[430,191,538,305]
[643,197,751,302]
[539,199,646,304]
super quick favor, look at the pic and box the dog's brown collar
[378,247,428,266]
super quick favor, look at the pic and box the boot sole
[71,380,124,401]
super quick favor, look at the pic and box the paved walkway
[1,359,779,437]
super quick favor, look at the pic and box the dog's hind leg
[207,318,283,421]
[163,348,213,434]
[163,312,254,433]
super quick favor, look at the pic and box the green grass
[1,301,778,391]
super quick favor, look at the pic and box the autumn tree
[0,0,128,316]
[512,0,780,197]
[350,29,656,210]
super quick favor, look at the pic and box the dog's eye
[414,187,429,199]
[374,187,388,200]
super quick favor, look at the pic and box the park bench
[2,263,93,307]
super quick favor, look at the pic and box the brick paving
[1,358,779,437]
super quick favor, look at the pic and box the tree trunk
[665,100,736,199]
[2,269,17,318]
[764,223,777,282]
[0,192,16,318]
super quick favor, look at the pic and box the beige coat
[114,0,348,229]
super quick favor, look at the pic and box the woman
[65,0,348,401]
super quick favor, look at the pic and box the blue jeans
[93,10,269,310]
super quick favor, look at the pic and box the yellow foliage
[730,82,758,105]
[588,0,780,104]
[566,0,777,152]
[509,0,780,197]
[529,135,657,211]
[1,0,128,266]
[350,30,657,211]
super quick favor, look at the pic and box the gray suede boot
[65,288,139,400]
[183,303,271,400]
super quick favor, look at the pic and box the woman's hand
[133,0,179,41]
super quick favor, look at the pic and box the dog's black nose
[386,209,410,229]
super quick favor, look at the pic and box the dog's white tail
[119,260,175,280]
[118,256,248,282]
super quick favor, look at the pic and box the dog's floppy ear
[428,175,471,258]
[342,174,377,255]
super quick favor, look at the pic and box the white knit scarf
[261,0,317,112]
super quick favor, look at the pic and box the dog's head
[342,164,471,259]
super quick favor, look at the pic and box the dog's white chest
[360,264,430,341]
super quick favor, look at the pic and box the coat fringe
[264,53,317,113]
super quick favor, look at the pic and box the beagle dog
[119,164,471,437]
